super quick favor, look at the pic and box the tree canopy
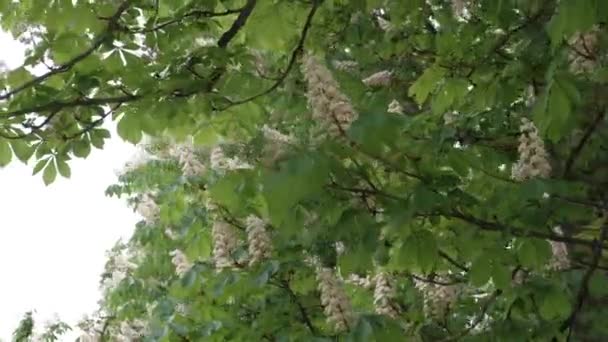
[2,0,608,341]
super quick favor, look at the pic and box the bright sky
[0,31,140,340]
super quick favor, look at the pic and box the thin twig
[560,225,608,340]
[0,1,131,101]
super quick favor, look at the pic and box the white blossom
[511,118,551,181]
[332,60,359,72]
[169,249,193,277]
[135,193,159,224]
[362,70,392,87]
[174,141,205,177]
[548,226,570,271]
[262,124,294,144]
[414,277,459,318]
[246,215,272,266]
[212,221,238,268]
[377,16,393,31]
[77,333,99,342]
[316,267,357,332]
[344,273,373,289]
[443,111,458,125]
[387,99,404,114]
[451,0,471,21]
[373,272,399,318]
[117,320,147,341]
[302,54,358,139]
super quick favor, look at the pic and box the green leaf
[33,159,49,175]
[117,113,143,144]
[470,256,492,286]
[56,158,71,178]
[539,288,571,320]
[517,239,551,269]
[73,140,91,158]
[408,65,446,105]
[10,140,34,163]
[399,229,438,274]
[0,138,13,166]
[43,161,57,185]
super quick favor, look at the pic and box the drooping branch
[450,210,606,250]
[219,0,320,108]
[0,1,131,101]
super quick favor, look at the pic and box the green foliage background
[1,0,607,341]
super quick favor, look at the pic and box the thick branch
[0,1,130,101]
[217,0,257,48]
[1,94,140,119]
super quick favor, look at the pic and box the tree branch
[217,0,257,48]
[450,210,605,250]
[219,0,320,108]
[0,1,130,101]
[560,225,608,340]
[275,278,318,336]
[563,108,606,176]
[134,7,244,33]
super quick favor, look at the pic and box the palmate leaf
[1,0,607,340]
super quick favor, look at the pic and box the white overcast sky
[1,31,140,340]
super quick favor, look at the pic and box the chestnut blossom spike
[316,267,357,332]
[362,70,392,87]
[212,221,238,268]
[175,141,205,177]
[387,99,403,114]
[511,118,551,181]
[245,215,272,266]
[135,193,159,224]
[373,272,399,318]
[414,276,459,318]
[169,249,193,277]
[332,60,358,72]
[548,226,570,271]
[302,54,358,139]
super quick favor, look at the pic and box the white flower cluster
[174,142,206,177]
[511,118,551,181]
[377,16,393,32]
[373,273,399,318]
[387,99,404,114]
[451,0,471,20]
[245,215,272,266]
[316,267,357,332]
[362,70,392,87]
[117,320,148,341]
[332,60,359,72]
[101,251,136,293]
[169,249,193,277]
[210,145,252,172]
[262,124,294,144]
[414,278,459,318]
[135,193,159,224]
[212,221,238,268]
[344,273,374,289]
[548,226,570,271]
[302,54,358,139]
[443,111,458,125]
[77,333,99,342]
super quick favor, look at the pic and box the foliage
[1,0,608,341]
